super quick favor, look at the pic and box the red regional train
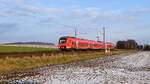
[58,36,115,50]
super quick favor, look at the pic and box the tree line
[116,39,150,51]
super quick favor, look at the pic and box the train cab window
[59,38,67,44]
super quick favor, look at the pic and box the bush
[143,45,150,51]
[116,39,138,50]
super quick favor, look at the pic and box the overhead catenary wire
[47,21,107,40]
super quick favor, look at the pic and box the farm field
[0,45,58,53]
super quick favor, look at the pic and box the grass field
[0,50,134,77]
[0,46,58,53]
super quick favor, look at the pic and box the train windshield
[59,38,67,44]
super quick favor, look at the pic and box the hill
[2,42,56,48]
[5,42,55,46]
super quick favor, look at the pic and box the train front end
[58,37,73,50]
[58,37,68,50]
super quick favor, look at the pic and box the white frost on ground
[9,51,150,84]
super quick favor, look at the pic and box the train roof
[60,36,113,44]
[60,36,76,38]
[60,36,93,41]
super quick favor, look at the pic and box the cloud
[20,5,64,14]
[0,23,18,33]
[0,23,17,28]
[0,0,64,16]
[128,8,150,17]
[70,7,149,23]
[37,16,56,24]
[70,8,136,22]
[0,10,35,18]
[15,0,64,14]
[129,8,150,14]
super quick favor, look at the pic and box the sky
[0,0,150,44]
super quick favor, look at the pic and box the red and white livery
[58,36,115,50]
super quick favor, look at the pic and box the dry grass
[0,50,132,75]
